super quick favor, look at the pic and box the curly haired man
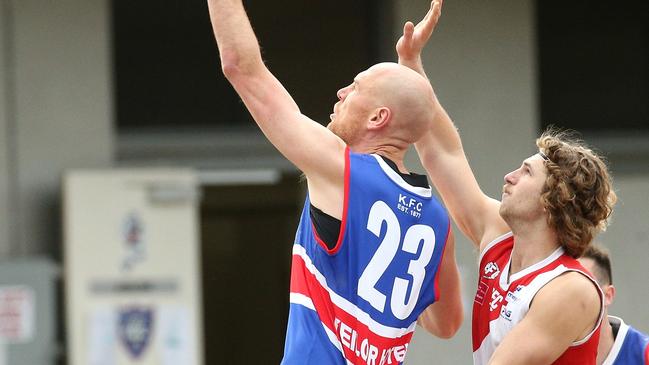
[397,1,617,364]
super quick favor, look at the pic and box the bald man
[207,0,462,364]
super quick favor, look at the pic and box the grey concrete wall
[0,0,113,256]
[0,0,14,256]
[597,176,649,334]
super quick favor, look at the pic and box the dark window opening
[537,0,649,134]
[112,0,387,132]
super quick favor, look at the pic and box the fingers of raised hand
[404,21,415,39]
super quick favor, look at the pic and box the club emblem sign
[118,307,154,359]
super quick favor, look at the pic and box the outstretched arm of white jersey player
[415,110,509,250]
[396,0,442,78]
[417,230,463,338]
[207,0,346,216]
[396,0,509,249]
[487,272,602,365]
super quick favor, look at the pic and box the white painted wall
[0,0,14,255]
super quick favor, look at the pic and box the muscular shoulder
[534,271,600,310]
[531,271,601,339]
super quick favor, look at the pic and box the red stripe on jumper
[290,254,414,364]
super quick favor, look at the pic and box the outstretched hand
[396,0,443,62]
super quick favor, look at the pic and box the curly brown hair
[536,129,617,258]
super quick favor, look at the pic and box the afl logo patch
[483,262,500,280]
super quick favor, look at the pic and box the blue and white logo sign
[118,307,154,359]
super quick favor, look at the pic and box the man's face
[499,154,548,222]
[327,69,376,145]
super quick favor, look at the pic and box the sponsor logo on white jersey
[505,285,525,303]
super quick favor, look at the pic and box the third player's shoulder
[628,322,649,342]
[620,321,649,365]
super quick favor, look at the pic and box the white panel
[63,169,203,365]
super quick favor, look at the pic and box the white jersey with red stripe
[472,232,603,365]
[282,148,450,365]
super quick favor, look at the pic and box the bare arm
[207,0,346,216]
[417,230,463,338]
[396,0,508,248]
[488,273,602,365]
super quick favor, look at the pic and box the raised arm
[207,0,346,215]
[396,0,508,248]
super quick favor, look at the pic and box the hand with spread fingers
[396,0,443,73]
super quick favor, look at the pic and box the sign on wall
[0,286,35,343]
[63,169,203,365]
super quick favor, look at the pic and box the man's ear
[603,284,616,307]
[367,107,391,130]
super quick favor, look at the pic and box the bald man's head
[364,63,436,143]
[327,62,436,148]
